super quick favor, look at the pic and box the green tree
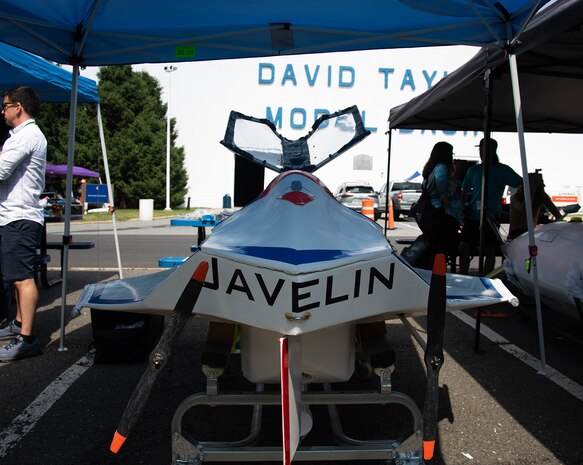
[39,65,188,209]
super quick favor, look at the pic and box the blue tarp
[0,41,98,103]
[404,171,422,182]
[0,1,550,66]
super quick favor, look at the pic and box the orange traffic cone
[361,198,375,221]
[387,197,395,230]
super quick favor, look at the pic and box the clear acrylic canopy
[221,106,370,173]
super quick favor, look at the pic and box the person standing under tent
[421,141,463,260]
[0,118,9,321]
[0,86,47,361]
[508,171,563,240]
[458,138,522,275]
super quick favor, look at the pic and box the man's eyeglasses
[2,102,19,111]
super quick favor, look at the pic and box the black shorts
[460,217,501,248]
[0,220,43,281]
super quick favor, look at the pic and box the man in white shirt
[0,86,47,361]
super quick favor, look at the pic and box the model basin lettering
[202,257,395,311]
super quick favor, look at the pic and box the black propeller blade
[422,253,447,462]
[110,260,209,454]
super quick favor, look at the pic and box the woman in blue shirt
[421,141,463,259]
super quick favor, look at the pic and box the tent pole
[478,68,493,277]
[384,129,392,235]
[474,67,493,353]
[97,103,123,278]
[508,53,547,374]
[58,63,80,352]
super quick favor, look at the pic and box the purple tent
[46,164,99,178]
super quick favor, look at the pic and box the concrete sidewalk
[47,215,202,236]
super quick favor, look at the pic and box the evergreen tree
[39,65,188,209]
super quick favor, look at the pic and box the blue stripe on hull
[224,246,349,265]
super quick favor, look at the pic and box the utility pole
[164,65,178,211]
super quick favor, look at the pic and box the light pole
[164,65,178,211]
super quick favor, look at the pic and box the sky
[77,45,583,207]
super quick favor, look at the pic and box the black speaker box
[90,310,164,364]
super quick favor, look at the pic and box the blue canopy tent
[0,0,551,359]
[0,41,123,346]
[0,41,98,102]
[0,1,549,65]
[0,3,558,460]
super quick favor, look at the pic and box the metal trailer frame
[171,389,423,465]
[171,317,430,465]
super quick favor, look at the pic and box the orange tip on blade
[432,253,446,276]
[110,431,127,454]
[192,261,209,282]
[423,440,435,460]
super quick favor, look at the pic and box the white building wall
[80,47,583,207]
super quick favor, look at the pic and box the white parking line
[0,355,93,458]
[391,221,420,230]
[453,310,583,402]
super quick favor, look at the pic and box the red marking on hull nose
[282,191,314,205]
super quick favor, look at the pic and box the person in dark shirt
[458,138,521,275]
[508,172,562,240]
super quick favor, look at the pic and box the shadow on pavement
[415,308,583,465]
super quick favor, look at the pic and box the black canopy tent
[389,1,583,133]
[388,0,583,370]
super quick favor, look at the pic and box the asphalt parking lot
[0,216,582,465]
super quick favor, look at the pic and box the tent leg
[384,130,392,236]
[97,104,123,278]
[473,308,484,353]
[509,54,547,374]
[58,63,80,352]
[474,68,494,354]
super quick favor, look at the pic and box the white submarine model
[75,106,518,465]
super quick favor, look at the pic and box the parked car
[334,182,380,220]
[378,181,423,219]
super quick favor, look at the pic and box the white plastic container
[240,324,355,384]
[139,199,154,221]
